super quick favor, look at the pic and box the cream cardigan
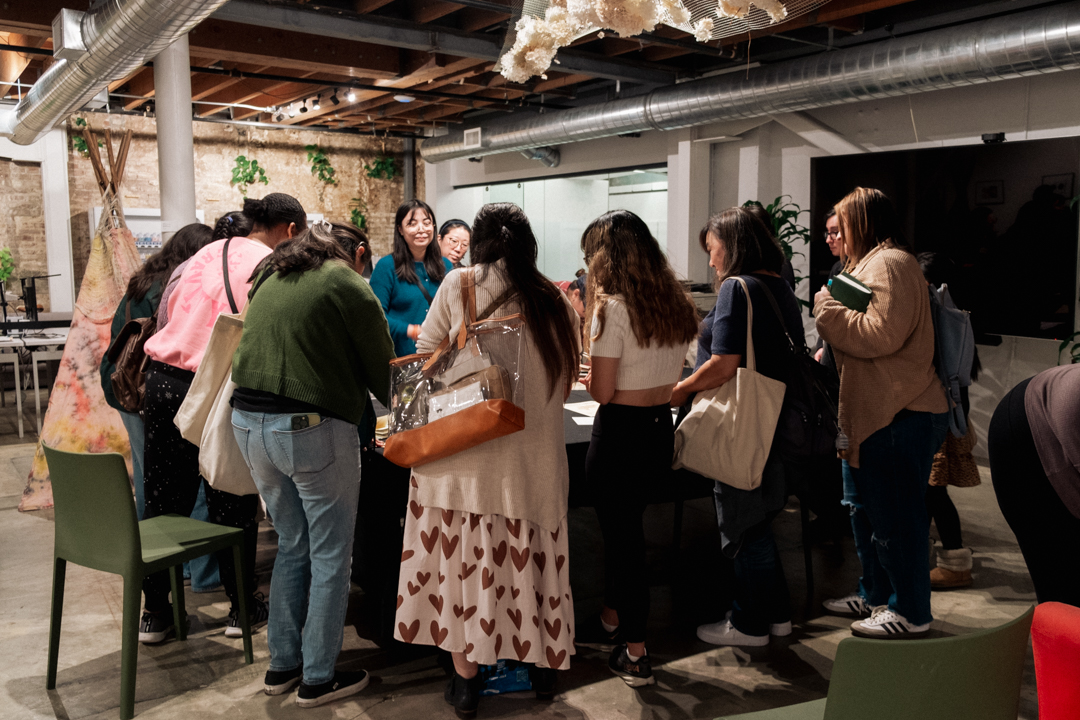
[814,244,947,468]
[413,262,580,531]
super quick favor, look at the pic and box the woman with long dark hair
[815,187,948,638]
[231,221,394,707]
[370,199,452,355]
[394,202,580,718]
[669,207,804,648]
[138,193,307,645]
[100,222,214,518]
[579,210,698,687]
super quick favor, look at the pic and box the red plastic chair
[1031,602,1080,720]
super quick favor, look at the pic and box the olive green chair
[43,445,253,720]
[718,606,1034,720]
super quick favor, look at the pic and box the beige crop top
[589,296,689,391]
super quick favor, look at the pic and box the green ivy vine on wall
[364,156,397,180]
[349,198,369,231]
[0,248,14,285]
[305,144,338,186]
[70,118,103,157]
[231,155,269,197]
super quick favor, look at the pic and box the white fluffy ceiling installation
[499,0,832,83]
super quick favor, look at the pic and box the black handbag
[748,277,840,460]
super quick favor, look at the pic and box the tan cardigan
[814,244,947,468]
[413,261,580,531]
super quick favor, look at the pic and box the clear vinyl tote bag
[383,268,525,468]
[671,276,786,491]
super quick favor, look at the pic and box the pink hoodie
[144,237,272,372]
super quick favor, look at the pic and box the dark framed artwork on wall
[1042,173,1075,197]
[974,180,1005,205]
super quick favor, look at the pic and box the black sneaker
[529,665,558,701]
[225,593,269,638]
[608,644,655,688]
[444,671,482,719]
[264,666,303,696]
[296,670,370,708]
[138,609,175,644]
[573,614,623,651]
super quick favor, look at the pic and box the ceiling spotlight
[393,94,415,103]
[299,100,308,114]
[346,90,356,102]
[313,97,321,110]
[288,106,297,118]
[330,91,341,106]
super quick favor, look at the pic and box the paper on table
[573,416,595,426]
[564,400,600,417]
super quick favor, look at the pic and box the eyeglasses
[824,230,841,239]
[445,238,469,249]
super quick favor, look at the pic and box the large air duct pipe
[422,1,1080,163]
[0,0,231,146]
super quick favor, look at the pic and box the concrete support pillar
[153,35,196,241]
[666,131,711,284]
[403,137,416,201]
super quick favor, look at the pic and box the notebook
[828,272,872,313]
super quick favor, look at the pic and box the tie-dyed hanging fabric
[20,189,141,511]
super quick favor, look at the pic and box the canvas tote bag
[671,276,787,491]
[173,241,258,496]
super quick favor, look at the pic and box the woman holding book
[394,203,580,718]
[814,187,948,639]
[669,207,804,648]
[580,210,698,687]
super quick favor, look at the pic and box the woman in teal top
[370,199,452,355]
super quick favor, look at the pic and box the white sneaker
[717,609,792,637]
[823,593,871,617]
[696,618,769,647]
[850,606,930,639]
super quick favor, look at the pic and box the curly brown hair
[581,210,699,350]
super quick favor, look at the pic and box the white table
[0,328,70,437]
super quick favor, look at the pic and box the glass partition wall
[476,168,668,284]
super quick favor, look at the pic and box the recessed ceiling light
[393,94,415,103]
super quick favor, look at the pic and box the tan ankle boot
[930,547,973,589]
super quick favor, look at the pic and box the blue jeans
[842,411,946,626]
[119,410,145,519]
[231,409,360,685]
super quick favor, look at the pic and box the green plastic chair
[43,444,253,720]
[717,607,1034,720]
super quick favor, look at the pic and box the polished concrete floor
[0,441,1038,720]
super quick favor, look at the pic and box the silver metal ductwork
[0,0,231,146]
[520,146,561,167]
[422,1,1080,163]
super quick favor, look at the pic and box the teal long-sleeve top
[100,280,162,412]
[369,254,452,356]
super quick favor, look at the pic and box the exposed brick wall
[0,159,50,311]
[68,113,423,289]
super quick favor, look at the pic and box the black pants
[142,362,260,612]
[989,377,1080,606]
[587,403,673,644]
[926,485,963,550]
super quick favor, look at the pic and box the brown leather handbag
[383,268,525,468]
[107,300,157,412]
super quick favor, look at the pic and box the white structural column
[153,35,197,240]
[666,131,711,284]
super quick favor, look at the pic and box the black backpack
[747,277,839,460]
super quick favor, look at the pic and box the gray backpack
[927,283,975,437]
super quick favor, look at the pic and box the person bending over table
[578,210,697,688]
[231,221,394,707]
[669,207,804,648]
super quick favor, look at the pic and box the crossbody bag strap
[745,275,800,355]
[414,278,434,306]
[222,237,239,314]
[477,287,517,321]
